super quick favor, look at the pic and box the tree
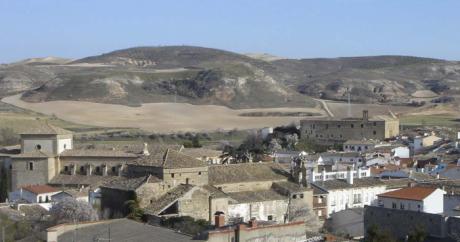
[268,139,282,153]
[366,224,396,242]
[0,128,19,146]
[283,134,299,150]
[407,225,427,242]
[0,166,9,202]
[50,197,98,224]
[287,203,321,233]
[124,198,144,221]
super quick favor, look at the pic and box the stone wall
[300,117,399,143]
[178,187,210,220]
[216,180,286,193]
[162,167,208,188]
[364,205,448,240]
[60,157,132,176]
[11,157,56,190]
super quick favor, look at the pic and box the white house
[312,168,386,217]
[377,187,446,214]
[11,185,60,203]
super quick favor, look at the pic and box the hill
[1,46,460,109]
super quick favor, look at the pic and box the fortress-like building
[300,110,399,144]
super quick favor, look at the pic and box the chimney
[248,218,257,228]
[363,110,369,122]
[347,166,354,185]
[143,143,150,156]
[214,213,225,228]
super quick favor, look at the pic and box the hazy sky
[1,0,459,63]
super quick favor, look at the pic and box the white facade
[22,135,72,155]
[392,146,410,159]
[311,167,371,182]
[377,188,446,214]
[326,185,386,216]
[57,138,73,154]
[10,189,60,203]
[227,200,288,223]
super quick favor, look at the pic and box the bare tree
[50,197,98,224]
[287,202,322,233]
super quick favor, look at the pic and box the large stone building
[8,123,139,191]
[300,110,399,144]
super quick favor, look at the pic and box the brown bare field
[324,101,417,118]
[2,94,327,132]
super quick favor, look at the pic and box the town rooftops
[20,122,72,135]
[145,184,194,215]
[131,149,207,169]
[60,149,138,158]
[228,189,287,203]
[12,150,54,158]
[180,148,222,158]
[101,175,161,191]
[377,187,437,201]
[313,177,385,190]
[22,185,59,194]
[344,140,379,145]
[51,218,199,242]
[208,162,289,185]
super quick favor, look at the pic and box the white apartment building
[312,168,386,217]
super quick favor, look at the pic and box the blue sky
[0,0,459,63]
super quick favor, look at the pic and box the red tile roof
[22,185,59,194]
[378,187,437,201]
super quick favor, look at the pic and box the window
[292,194,297,199]
[95,166,101,174]
[373,130,377,135]
[186,178,190,184]
[373,122,377,126]
[39,196,42,203]
[28,162,34,171]
[325,124,329,129]
[64,166,69,172]
[351,124,354,128]
[300,194,304,198]
[171,173,175,178]
[80,166,84,173]
[198,172,202,175]
[64,144,67,149]
[353,194,361,204]
[417,204,421,211]
[400,203,405,210]
[112,167,116,173]
[267,215,273,221]
[46,196,49,202]
[35,144,41,150]
[392,202,397,209]
[318,196,323,203]
[337,124,341,128]
[361,124,364,128]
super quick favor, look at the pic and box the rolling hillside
[1,46,460,109]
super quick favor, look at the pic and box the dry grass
[2,94,326,133]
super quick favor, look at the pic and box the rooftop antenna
[347,86,352,117]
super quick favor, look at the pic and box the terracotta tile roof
[22,185,59,194]
[101,175,161,191]
[377,187,437,201]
